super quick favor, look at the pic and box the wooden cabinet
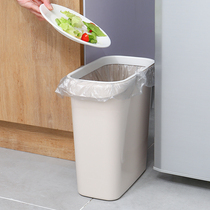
[0,0,83,160]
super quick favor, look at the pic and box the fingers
[29,3,41,14]
[17,0,52,21]
[30,8,45,20]
[28,3,45,20]
[30,1,52,20]
[42,0,53,10]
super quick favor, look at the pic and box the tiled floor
[1,109,210,210]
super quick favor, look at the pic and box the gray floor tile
[0,148,90,210]
[0,197,49,210]
[84,146,210,210]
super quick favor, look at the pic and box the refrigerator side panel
[154,0,210,181]
[154,0,163,169]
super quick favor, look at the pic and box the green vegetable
[83,21,106,37]
[61,11,83,28]
[55,11,83,38]
[56,17,71,26]
[90,39,97,44]
[88,32,97,43]
[61,11,75,19]
[74,30,82,38]
[55,18,61,26]
[72,16,83,28]
[60,22,75,36]
[55,11,107,44]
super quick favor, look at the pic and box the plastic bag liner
[55,56,155,102]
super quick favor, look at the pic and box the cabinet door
[0,0,82,132]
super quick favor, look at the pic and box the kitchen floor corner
[0,109,210,210]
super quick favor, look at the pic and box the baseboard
[0,121,75,161]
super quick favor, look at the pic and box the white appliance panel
[154,0,210,181]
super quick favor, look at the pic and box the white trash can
[56,56,154,200]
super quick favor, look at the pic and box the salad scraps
[55,11,106,44]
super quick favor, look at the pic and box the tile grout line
[0,195,57,210]
[80,198,93,210]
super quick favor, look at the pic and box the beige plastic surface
[71,86,151,200]
[57,56,155,200]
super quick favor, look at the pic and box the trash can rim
[55,55,155,101]
[67,64,153,85]
[67,55,154,85]
[69,56,154,79]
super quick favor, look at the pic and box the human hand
[16,0,53,20]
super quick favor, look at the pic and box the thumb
[43,0,53,10]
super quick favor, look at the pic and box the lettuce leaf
[72,16,83,28]
[55,11,84,37]
[61,11,75,19]
[60,11,83,28]
[59,22,75,36]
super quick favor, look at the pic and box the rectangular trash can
[56,56,154,200]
